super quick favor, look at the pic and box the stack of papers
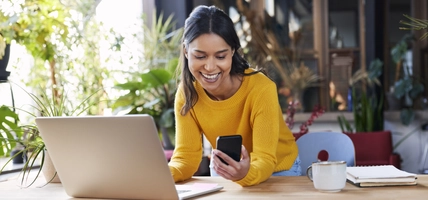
[346,165,417,187]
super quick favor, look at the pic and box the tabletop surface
[1,172,428,199]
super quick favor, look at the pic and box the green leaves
[337,115,352,133]
[394,77,424,107]
[390,33,424,126]
[0,0,70,61]
[367,59,383,81]
[112,68,176,117]
[393,78,412,99]
[0,105,23,156]
[391,34,413,64]
[14,84,97,118]
[0,84,98,187]
[339,59,384,133]
[354,88,375,132]
[400,14,428,40]
[339,87,383,133]
[140,11,183,70]
[112,68,177,149]
[349,59,382,87]
[160,108,175,129]
[409,83,424,99]
[140,68,173,88]
[111,11,181,150]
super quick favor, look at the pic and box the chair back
[345,131,399,168]
[296,131,355,175]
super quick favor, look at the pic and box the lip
[201,72,220,83]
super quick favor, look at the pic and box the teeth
[202,73,219,79]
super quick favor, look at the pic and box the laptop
[36,114,223,200]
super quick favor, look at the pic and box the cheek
[219,59,233,71]
[187,58,202,75]
[187,57,199,69]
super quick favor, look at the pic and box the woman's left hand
[212,145,250,181]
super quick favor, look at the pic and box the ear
[232,49,235,56]
[183,44,188,59]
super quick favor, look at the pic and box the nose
[204,57,216,71]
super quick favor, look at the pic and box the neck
[206,76,242,101]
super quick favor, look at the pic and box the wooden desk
[1,173,428,199]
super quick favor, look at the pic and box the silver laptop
[36,115,223,200]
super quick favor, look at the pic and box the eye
[194,55,206,59]
[216,55,226,60]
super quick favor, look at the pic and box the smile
[201,72,220,79]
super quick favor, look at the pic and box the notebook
[346,165,417,187]
[36,115,223,200]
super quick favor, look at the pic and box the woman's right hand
[212,145,250,181]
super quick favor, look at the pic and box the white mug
[306,161,347,192]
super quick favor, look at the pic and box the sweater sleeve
[235,81,282,186]
[168,86,203,182]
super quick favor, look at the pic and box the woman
[168,5,301,187]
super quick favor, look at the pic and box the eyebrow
[193,49,230,54]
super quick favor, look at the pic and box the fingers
[213,149,235,165]
[212,146,250,181]
[214,162,233,179]
[241,145,248,160]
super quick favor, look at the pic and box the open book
[346,165,417,187]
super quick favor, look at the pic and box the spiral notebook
[346,165,417,187]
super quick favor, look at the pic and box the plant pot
[41,150,61,183]
[11,149,26,164]
[0,44,11,81]
[292,91,304,112]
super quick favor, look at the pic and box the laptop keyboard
[177,189,191,194]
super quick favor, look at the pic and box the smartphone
[216,135,242,165]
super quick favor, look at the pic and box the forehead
[188,33,231,52]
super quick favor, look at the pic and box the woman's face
[185,33,234,95]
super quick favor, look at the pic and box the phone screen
[216,135,242,165]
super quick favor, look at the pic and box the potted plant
[336,59,402,168]
[374,16,428,166]
[233,1,323,112]
[111,12,182,151]
[338,59,384,133]
[0,0,69,83]
[112,67,177,150]
[386,15,428,152]
[390,33,424,126]
[0,85,98,187]
[395,15,427,126]
[0,1,109,116]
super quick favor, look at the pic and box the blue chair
[296,131,355,175]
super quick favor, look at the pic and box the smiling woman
[168,5,301,187]
[184,33,237,101]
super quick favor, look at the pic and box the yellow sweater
[168,68,299,186]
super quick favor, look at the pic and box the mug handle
[306,166,313,181]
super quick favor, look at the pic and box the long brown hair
[178,5,262,115]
